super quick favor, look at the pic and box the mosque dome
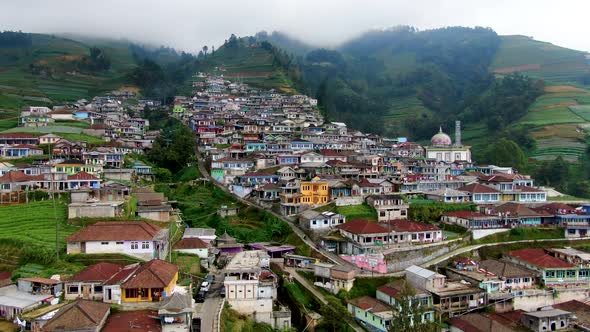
[431,127,452,146]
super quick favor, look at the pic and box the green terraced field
[0,33,137,111]
[0,200,79,251]
[569,105,590,121]
[518,106,585,126]
[491,35,590,84]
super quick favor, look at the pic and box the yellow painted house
[103,259,179,304]
[300,177,329,205]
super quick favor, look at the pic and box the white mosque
[424,121,471,163]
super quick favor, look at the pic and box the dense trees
[75,47,111,72]
[482,138,529,172]
[0,30,32,47]
[143,106,196,173]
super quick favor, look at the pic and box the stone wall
[385,242,463,272]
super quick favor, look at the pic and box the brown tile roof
[120,259,178,289]
[102,310,161,332]
[12,144,42,150]
[337,220,389,235]
[347,296,390,312]
[458,183,500,194]
[67,171,99,180]
[19,277,61,285]
[443,211,490,219]
[42,300,110,332]
[174,237,208,250]
[478,260,536,278]
[384,219,440,232]
[554,300,590,329]
[506,248,575,268]
[65,221,163,242]
[478,175,514,183]
[0,170,33,183]
[491,202,543,218]
[69,263,123,282]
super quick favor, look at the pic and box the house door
[551,322,556,331]
[106,289,111,301]
[82,285,91,299]
[81,242,86,253]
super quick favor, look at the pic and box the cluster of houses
[347,249,590,332]
[0,258,193,332]
[172,74,590,274]
[0,93,161,199]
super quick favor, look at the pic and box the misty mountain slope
[198,37,299,93]
[255,27,590,162]
[491,35,590,84]
[0,32,137,111]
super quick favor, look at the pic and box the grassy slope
[0,200,77,249]
[198,44,296,93]
[461,36,590,161]
[0,33,137,112]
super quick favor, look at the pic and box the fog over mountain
[1,0,589,53]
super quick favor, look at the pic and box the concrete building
[223,250,291,329]
[366,194,409,222]
[521,308,572,332]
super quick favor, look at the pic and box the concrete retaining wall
[472,228,510,240]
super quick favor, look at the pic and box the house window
[125,288,138,298]
[116,241,124,245]
[68,286,79,293]
[131,242,139,249]
[142,242,150,249]
[101,242,109,245]
[94,285,103,293]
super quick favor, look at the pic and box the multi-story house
[405,265,487,317]
[299,177,329,205]
[223,250,291,329]
[504,248,588,288]
[366,194,409,222]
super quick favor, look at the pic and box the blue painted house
[245,142,267,152]
[290,140,314,151]
[236,173,280,186]
[277,155,300,165]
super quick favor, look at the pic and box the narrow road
[421,236,590,267]
[284,267,365,332]
[194,150,345,266]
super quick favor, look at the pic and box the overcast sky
[1,0,588,53]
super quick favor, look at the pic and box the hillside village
[1,70,590,332]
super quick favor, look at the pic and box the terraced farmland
[0,33,137,111]
[0,200,79,251]
[522,87,590,161]
[491,35,590,84]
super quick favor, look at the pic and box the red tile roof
[506,248,575,268]
[65,221,163,242]
[458,183,500,194]
[102,310,161,332]
[67,172,99,180]
[69,263,123,282]
[11,144,42,150]
[0,170,33,183]
[491,202,543,218]
[443,211,490,219]
[384,219,440,232]
[43,300,111,332]
[19,277,61,284]
[120,259,178,289]
[478,175,514,183]
[337,220,388,234]
[174,237,208,250]
[347,296,390,312]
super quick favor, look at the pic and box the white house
[65,221,169,260]
[173,237,209,258]
[299,210,346,231]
